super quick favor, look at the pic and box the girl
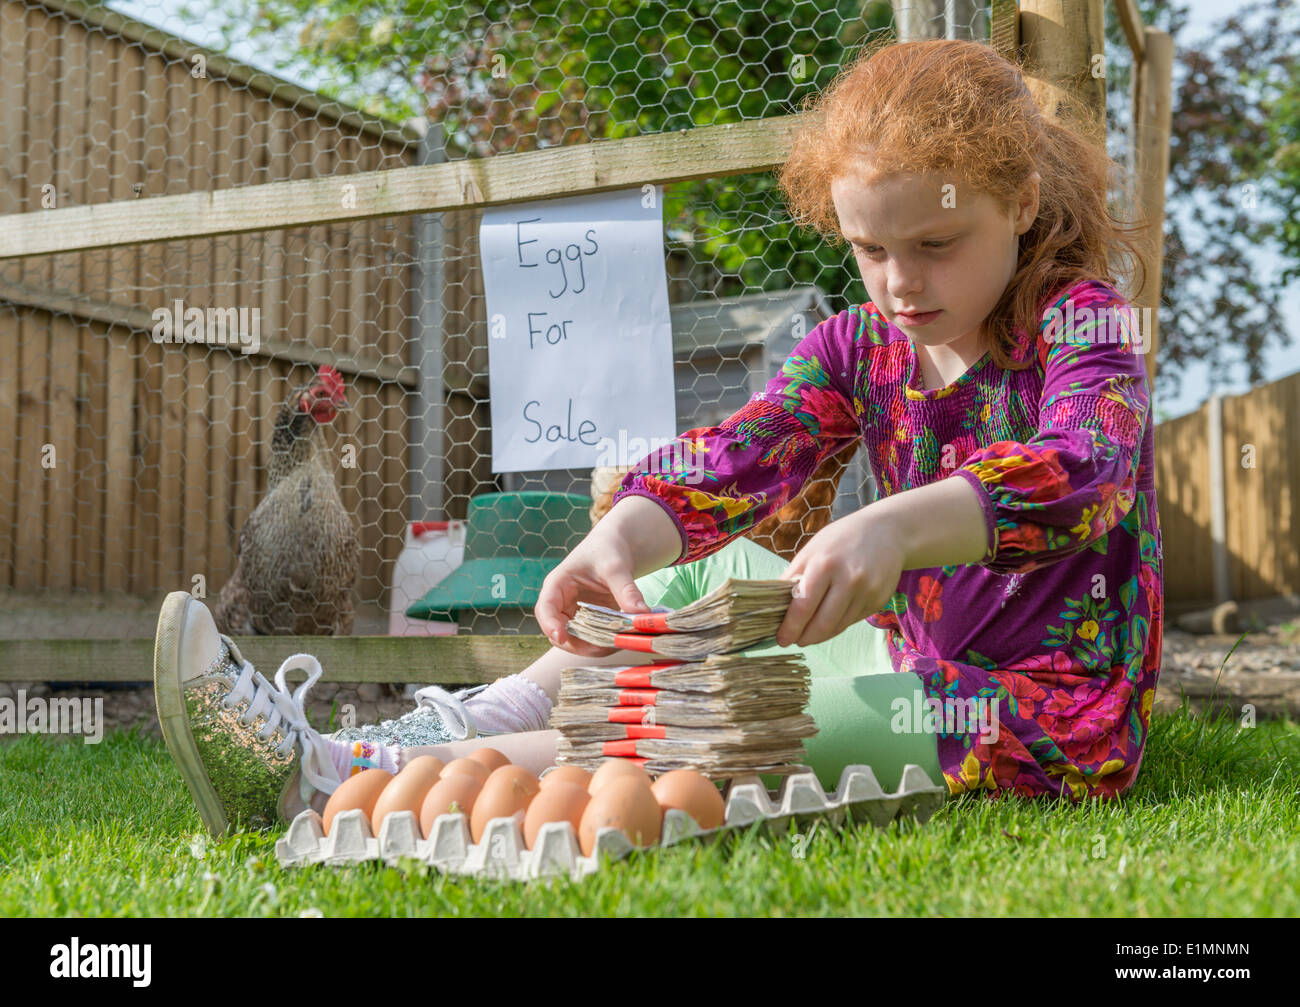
[434,36,1164,801]
[154,38,1163,837]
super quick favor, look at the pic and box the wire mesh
[0,1,1005,639]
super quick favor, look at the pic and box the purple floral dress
[613,278,1164,800]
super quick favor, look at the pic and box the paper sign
[479,186,676,473]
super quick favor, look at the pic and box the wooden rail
[0,117,805,259]
[0,634,552,685]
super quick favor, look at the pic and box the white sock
[463,674,553,733]
[325,737,400,779]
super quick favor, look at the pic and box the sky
[105,0,1299,422]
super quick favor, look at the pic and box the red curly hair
[776,37,1157,372]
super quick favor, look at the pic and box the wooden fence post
[1206,393,1232,604]
[1017,0,1106,138]
[1134,27,1173,387]
[891,0,986,41]
[891,0,945,41]
[412,117,448,522]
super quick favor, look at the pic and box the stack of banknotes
[554,579,818,777]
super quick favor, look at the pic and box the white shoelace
[409,683,487,740]
[221,652,342,795]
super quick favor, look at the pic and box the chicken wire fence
[0,0,1000,640]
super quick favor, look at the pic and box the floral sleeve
[611,310,863,566]
[952,282,1149,576]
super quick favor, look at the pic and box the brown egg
[322,767,394,836]
[470,765,541,843]
[587,758,652,796]
[539,765,593,791]
[523,781,591,850]
[419,774,484,838]
[439,757,491,784]
[370,756,445,836]
[467,747,510,772]
[578,776,663,856]
[651,770,726,830]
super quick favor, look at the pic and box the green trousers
[633,535,944,794]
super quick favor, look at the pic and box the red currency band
[602,740,640,757]
[611,632,657,653]
[630,612,676,633]
[608,706,652,724]
[625,725,666,739]
[612,662,683,688]
[617,688,658,705]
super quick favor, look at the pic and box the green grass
[2,705,1298,917]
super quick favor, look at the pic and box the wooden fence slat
[231,84,259,569]
[202,61,231,597]
[260,102,289,344]
[34,0,418,151]
[0,1,26,216]
[59,20,94,592]
[0,305,14,590]
[133,332,163,593]
[47,312,78,591]
[14,310,47,589]
[80,35,115,593]
[0,0,25,588]
[103,327,132,590]
[14,8,58,587]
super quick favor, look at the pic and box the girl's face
[831,169,1040,358]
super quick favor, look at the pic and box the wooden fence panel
[1154,370,1300,607]
[1222,372,1300,599]
[1153,405,1212,605]
[0,3,418,607]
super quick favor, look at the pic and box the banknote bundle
[554,581,818,777]
[563,577,796,659]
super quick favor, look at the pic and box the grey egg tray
[274,763,947,882]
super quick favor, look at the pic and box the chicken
[213,365,360,636]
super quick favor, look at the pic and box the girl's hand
[775,507,905,648]
[535,533,653,658]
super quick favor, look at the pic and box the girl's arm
[952,280,1150,576]
[773,471,988,648]
[869,473,990,569]
[598,493,687,575]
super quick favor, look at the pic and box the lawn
[2,704,1298,917]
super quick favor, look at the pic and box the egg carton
[274,763,948,883]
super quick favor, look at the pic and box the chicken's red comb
[316,365,345,399]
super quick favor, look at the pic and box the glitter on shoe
[329,683,499,747]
